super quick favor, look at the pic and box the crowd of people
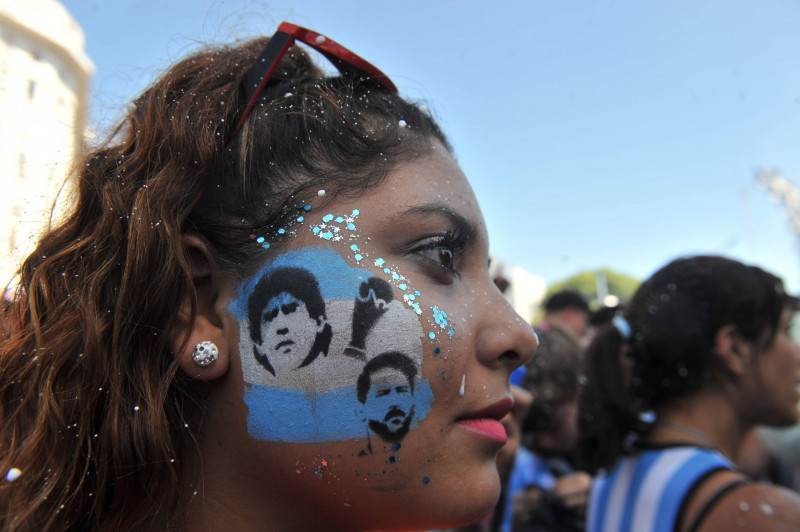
[472,258,800,532]
[1,21,799,532]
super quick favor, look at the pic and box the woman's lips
[456,418,508,444]
[456,397,514,444]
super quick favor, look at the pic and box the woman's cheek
[227,246,453,455]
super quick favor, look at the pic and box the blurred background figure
[578,255,800,532]
[512,290,590,388]
[510,318,590,532]
[538,290,591,351]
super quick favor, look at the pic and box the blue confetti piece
[449,328,455,336]
[256,236,265,243]
[415,291,421,296]
[354,254,363,261]
[433,347,441,355]
[322,214,334,222]
[262,243,270,249]
[350,244,359,251]
[352,209,359,215]
[312,227,321,235]
[398,283,407,290]
[392,273,399,280]
[384,268,391,274]
[392,442,401,451]
[277,228,286,234]
[423,477,430,485]
[428,332,435,340]
[336,216,344,223]
[375,258,385,266]
[347,223,356,230]
[322,232,333,240]
[297,216,304,222]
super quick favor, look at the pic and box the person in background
[579,255,800,532]
[539,290,591,350]
[511,289,589,388]
[510,323,591,531]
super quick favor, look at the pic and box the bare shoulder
[697,479,800,531]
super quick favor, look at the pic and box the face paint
[229,247,434,444]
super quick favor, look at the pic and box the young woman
[578,255,800,532]
[0,23,538,531]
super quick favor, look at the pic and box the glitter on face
[251,204,458,367]
[5,468,21,482]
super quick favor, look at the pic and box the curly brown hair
[0,32,449,531]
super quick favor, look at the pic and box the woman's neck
[646,391,750,462]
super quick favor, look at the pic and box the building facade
[0,0,92,289]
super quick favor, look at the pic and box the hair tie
[612,315,632,340]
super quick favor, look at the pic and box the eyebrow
[402,203,477,240]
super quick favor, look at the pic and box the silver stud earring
[192,341,219,367]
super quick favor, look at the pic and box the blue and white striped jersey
[586,445,733,532]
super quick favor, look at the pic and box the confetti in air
[5,468,21,482]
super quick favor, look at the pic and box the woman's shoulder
[686,469,800,532]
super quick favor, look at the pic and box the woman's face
[751,307,800,427]
[213,145,538,530]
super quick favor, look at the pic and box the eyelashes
[408,226,470,281]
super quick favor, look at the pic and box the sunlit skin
[748,307,800,427]
[181,144,539,531]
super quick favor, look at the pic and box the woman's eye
[418,245,455,271]
[407,228,469,281]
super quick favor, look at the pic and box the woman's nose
[475,288,538,371]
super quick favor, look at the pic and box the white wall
[0,0,93,289]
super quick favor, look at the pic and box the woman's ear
[171,234,232,381]
[714,324,751,378]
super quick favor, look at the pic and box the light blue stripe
[591,459,625,531]
[653,450,728,532]
[245,380,433,442]
[229,247,374,320]
[618,450,661,532]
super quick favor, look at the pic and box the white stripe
[630,448,698,532]
[603,458,639,532]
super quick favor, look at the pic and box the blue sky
[61,0,800,293]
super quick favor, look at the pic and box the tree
[534,269,640,323]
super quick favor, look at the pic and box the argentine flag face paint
[229,247,432,444]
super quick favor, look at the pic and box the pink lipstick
[456,397,514,444]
